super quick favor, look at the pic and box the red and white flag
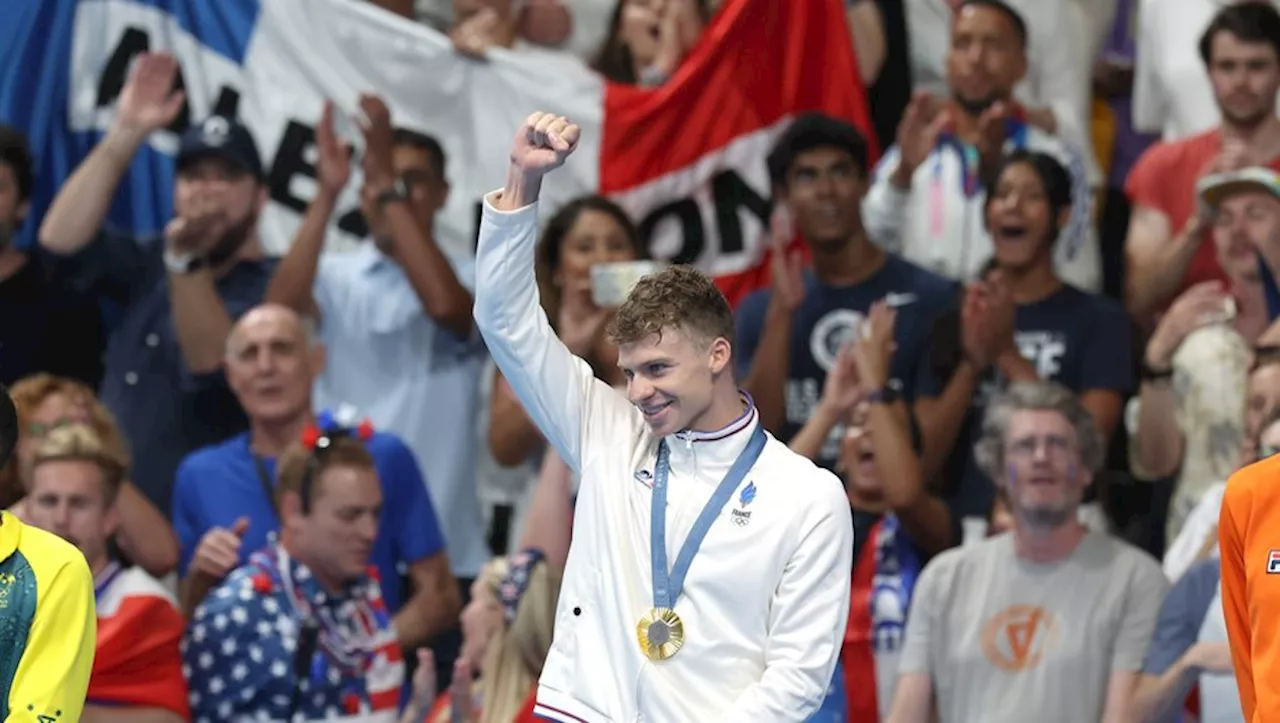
[67,0,873,306]
[89,565,189,717]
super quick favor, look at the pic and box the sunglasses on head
[28,417,79,438]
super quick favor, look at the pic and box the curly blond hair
[0,374,130,505]
[605,264,735,348]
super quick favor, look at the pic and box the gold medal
[636,607,685,660]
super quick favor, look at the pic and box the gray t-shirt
[899,531,1169,722]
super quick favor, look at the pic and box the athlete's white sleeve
[717,464,855,722]
[473,191,640,473]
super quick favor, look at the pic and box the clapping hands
[819,300,898,416]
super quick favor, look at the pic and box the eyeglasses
[1005,434,1077,460]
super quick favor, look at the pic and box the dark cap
[177,116,265,180]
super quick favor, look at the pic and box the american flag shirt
[182,540,405,722]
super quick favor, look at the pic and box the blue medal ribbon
[650,424,767,610]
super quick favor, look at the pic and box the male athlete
[0,387,96,721]
[474,112,854,721]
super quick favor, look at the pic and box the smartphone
[590,261,665,308]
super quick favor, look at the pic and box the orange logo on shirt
[980,605,1058,672]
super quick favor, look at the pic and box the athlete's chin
[642,404,681,436]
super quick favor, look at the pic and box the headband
[498,548,545,625]
[297,407,374,512]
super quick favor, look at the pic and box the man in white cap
[1196,167,1280,322]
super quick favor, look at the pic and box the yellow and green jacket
[0,511,96,722]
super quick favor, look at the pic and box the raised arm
[39,53,184,255]
[265,101,349,320]
[473,113,638,472]
[358,95,474,338]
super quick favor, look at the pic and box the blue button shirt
[312,243,489,578]
[171,430,446,612]
[51,232,276,514]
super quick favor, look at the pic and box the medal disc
[636,607,685,660]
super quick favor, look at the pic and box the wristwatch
[163,248,206,274]
[375,177,411,208]
[865,379,903,406]
[1140,360,1174,383]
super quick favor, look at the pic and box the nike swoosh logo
[634,470,654,488]
[884,292,917,307]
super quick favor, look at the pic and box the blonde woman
[4,373,179,576]
[424,549,561,723]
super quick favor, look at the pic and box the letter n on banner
[598,0,874,308]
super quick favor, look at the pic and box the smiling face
[779,146,867,253]
[986,160,1064,273]
[617,327,731,437]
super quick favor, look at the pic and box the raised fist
[510,112,580,176]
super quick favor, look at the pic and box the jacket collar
[666,392,760,469]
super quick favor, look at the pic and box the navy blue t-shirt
[918,284,1135,531]
[735,255,957,469]
[171,430,447,612]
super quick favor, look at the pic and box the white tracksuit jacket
[473,191,854,722]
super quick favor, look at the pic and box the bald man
[169,304,459,648]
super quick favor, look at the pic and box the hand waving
[316,101,352,196]
[116,52,185,134]
[511,112,580,177]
